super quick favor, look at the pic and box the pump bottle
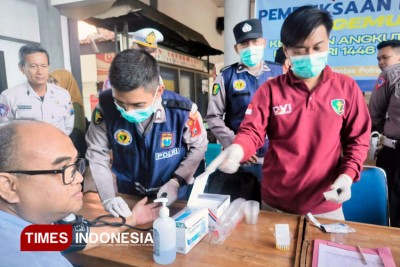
[153,197,176,265]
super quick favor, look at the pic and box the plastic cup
[243,200,260,225]
[330,232,348,244]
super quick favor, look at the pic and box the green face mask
[289,51,328,79]
[240,45,264,67]
[114,89,158,123]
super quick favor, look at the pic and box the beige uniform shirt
[0,82,74,135]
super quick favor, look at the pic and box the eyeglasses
[0,158,86,185]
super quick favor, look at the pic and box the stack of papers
[312,239,396,267]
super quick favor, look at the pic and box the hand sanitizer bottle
[153,197,176,265]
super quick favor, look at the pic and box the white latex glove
[367,131,381,161]
[206,144,244,173]
[102,196,132,218]
[328,174,353,203]
[157,179,179,205]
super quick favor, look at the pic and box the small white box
[188,193,230,231]
[173,207,208,254]
[188,171,231,231]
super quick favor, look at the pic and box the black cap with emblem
[233,19,263,44]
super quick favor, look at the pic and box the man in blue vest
[86,49,208,217]
[206,19,282,180]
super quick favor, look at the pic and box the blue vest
[222,61,282,156]
[99,90,192,195]
[223,61,282,132]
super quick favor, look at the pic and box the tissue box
[173,207,208,254]
[188,193,230,231]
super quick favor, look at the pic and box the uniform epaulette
[220,62,239,73]
[162,99,192,111]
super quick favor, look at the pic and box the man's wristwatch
[173,174,187,186]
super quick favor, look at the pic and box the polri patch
[0,103,9,117]
[114,129,132,146]
[161,132,173,148]
[331,99,345,115]
[233,79,246,91]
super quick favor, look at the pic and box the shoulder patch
[92,108,104,125]
[187,112,202,137]
[69,102,74,115]
[375,77,386,90]
[0,103,9,117]
[212,83,220,95]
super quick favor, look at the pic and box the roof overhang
[50,0,117,20]
[84,0,223,57]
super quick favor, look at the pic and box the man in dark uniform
[206,19,283,180]
[86,49,208,217]
[369,62,400,227]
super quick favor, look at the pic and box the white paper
[318,244,384,267]
[187,171,212,205]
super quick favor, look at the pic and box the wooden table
[299,217,400,266]
[65,192,305,267]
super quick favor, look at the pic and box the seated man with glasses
[0,120,159,266]
[86,49,208,217]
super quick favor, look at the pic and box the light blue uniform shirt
[0,210,72,267]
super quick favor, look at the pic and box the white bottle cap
[154,198,169,218]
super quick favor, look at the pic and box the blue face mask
[289,51,328,79]
[114,89,158,123]
[240,45,264,67]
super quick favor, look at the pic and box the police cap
[233,19,263,44]
[129,28,164,48]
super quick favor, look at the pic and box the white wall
[0,0,41,88]
[0,0,40,42]
[0,0,73,89]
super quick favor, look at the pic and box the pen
[356,244,368,265]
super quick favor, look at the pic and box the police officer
[86,49,208,217]
[376,40,400,71]
[206,19,282,180]
[130,28,163,57]
[102,28,164,91]
[0,45,74,135]
[369,62,400,227]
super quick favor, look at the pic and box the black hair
[18,44,50,67]
[108,49,159,92]
[281,6,333,47]
[274,47,286,65]
[377,40,400,51]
